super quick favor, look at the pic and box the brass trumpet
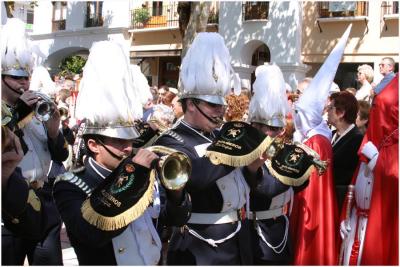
[34,92,56,122]
[58,105,69,121]
[146,145,191,191]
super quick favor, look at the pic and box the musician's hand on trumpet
[132,148,159,169]
[19,90,39,107]
[44,102,61,139]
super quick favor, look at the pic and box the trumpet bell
[159,151,191,190]
[34,92,55,122]
[147,146,191,191]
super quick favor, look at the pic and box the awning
[130,44,182,58]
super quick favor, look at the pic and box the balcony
[318,2,368,18]
[52,20,66,32]
[131,3,218,30]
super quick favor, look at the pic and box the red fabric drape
[290,134,339,265]
[358,74,398,265]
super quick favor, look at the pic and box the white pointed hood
[294,24,352,140]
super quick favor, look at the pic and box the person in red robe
[340,73,398,265]
[290,25,353,265]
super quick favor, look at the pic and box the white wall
[219,1,308,90]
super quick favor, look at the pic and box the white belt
[247,206,287,220]
[188,210,239,224]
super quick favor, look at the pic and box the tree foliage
[58,55,86,78]
[178,2,211,59]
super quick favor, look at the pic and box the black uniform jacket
[53,157,191,265]
[2,167,47,241]
[154,120,255,265]
[247,165,292,264]
[332,126,363,186]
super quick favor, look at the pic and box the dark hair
[83,134,105,157]
[357,100,371,121]
[330,91,358,124]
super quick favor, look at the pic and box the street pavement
[60,223,79,266]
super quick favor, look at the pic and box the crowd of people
[2,17,398,266]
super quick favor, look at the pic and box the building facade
[3,1,398,91]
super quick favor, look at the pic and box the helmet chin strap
[96,138,127,161]
[192,100,221,125]
[2,77,24,95]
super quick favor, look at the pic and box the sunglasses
[4,75,29,81]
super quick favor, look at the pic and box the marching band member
[154,32,266,265]
[53,41,191,265]
[1,18,68,265]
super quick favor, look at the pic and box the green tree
[58,55,86,78]
[178,2,211,59]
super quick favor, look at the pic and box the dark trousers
[2,222,63,265]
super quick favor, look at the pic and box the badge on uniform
[81,157,155,231]
[205,121,275,167]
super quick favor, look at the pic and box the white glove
[340,220,351,240]
[361,141,379,171]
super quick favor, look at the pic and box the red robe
[290,134,339,265]
[342,74,398,265]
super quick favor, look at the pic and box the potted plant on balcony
[133,8,150,28]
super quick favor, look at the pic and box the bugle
[146,145,191,191]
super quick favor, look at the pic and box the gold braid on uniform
[265,160,315,187]
[205,136,274,167]
[81,169,156,231]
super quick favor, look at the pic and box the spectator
[355,64,374,102]
[162,90,177,107]
[224,89,250,122]
[356,100,371,135]
[327,91,363,210]
[374,57,396,95]
[345,87,357,96]
[157,85,169,104]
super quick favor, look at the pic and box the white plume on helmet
[130,64,153,107]
[76,41,143,140]
[179,32,241,105]
[248,63,289,127]
[1,18,34,77]
[29,66,57,95]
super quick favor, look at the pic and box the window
[86,1,103,27]
[381,1,399,15]
[318,1,368,18]
[152,1,163,16]
[242,2,269,21]
[52,1,67,31]
[25,8,34,31]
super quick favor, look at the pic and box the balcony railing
[52,20,66,32]
[131,3,218,30]
[318,1,368,18]
[381,1,399,15]
[85,16,104,27]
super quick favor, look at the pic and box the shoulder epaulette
[161,129,184,143]
[54,172,93,196]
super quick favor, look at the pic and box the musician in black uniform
[1,125,49,265]
[154,32,267,265]
[1,18,68,265]
[53,41,191,265]
[246,64,294,264]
